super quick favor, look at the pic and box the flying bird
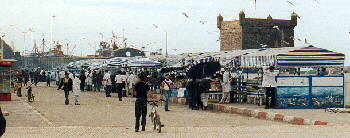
[260,44,268,48]
[290,36,302,41]
[286,1,294,5]
[314,0,320,4]
[182,12,189,18]
[112,31,117,38]
[282,41,290,45]
[200,21,207,24]
[152,24,158,29]
[273,26,280,30]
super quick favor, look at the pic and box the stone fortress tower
[217,11,298,51]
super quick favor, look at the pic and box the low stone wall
[149,93,329,125]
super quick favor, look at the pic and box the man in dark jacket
[79,71,86,91]
[198,79,211,110]
[96,71,103,92]
[0,107,6,137]
[92,71,97,91]
[58,73,73,105]
[186,78,198,110]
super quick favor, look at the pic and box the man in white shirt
[103,71,112,97]
[127,72,137,96]
[220,70,231,103]
[161,75,173,111]
[121,72,127,97]
[115,71,124,101]
[262,66,278,109]
[73,75,81,105]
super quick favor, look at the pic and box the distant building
[112,47,145,57]
[0,39,14,59]
[217,11,298,51]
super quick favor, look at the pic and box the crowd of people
[10,66,265,132]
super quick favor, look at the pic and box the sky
[0,0,349,64]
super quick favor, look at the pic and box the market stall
[275,45,345,109]
[128,58,161,73]
[0,59,16,101]
[186,56,222,101]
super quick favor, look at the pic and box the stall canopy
[128,58,161,67]
[187,56,220,79]
[277,45,345,67]
[104,57,128,68]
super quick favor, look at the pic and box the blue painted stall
[275,76,344,109]
[274,45,345,109]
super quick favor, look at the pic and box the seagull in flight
[290,36,302,41]
[152,24,158,29]
[182,12,189,18]
[273,26,280,30]
[199,21,207,24]
[260,44,268,48]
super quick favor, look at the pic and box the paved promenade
[2,83,350,137]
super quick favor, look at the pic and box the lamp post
[165,31,168,57]
[50,14,55,49]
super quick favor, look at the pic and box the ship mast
[41,34,46,54]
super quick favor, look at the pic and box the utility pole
[122,28,126,47]
[165,31,168,57]
[50,14,55,49]
[66,43,69,56]
[22,32,27,55]
[94,41,97,56]
[41,34,45,53]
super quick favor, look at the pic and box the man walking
[161,75,173,112]
[46,72,51,87]
[79,71,86,91]
[134,75,150,132]
[127,72,137,96]
[262,66,278,109]
[103,71,112,97]
[58,73,73,105]
[96,71,103,92]
[73,75,81,105]
[115,71,123,101]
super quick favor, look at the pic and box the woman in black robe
[0,107,6,137]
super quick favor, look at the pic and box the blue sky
[0,0,349,64]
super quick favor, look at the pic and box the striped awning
[105,58,129,67]
[277,45,345,67]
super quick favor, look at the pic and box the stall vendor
[220,69,231,103]
[262,66,278,109]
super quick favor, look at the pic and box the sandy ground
[1,82,350,137]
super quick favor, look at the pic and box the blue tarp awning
[277,45,345,67]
